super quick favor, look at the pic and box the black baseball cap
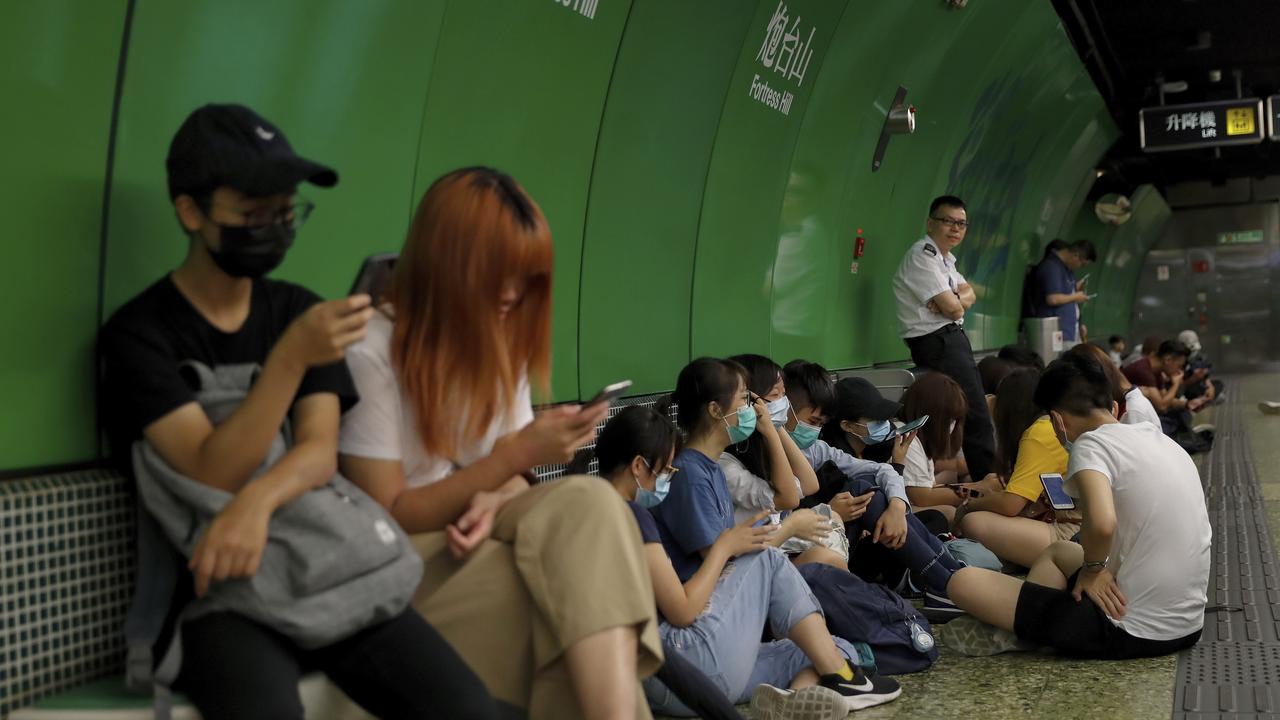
[166,103,337,201]
[834,377,902,421]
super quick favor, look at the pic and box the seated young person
[99,105,495,720]
[1067,343,1159,428]
[1108,336,1127,367]
[719,354,844,569]
[955,369,1080,568]
[649,359,902,713]
[978,356,1013,421]
[897,374,997,524]
[338,167,660,720]
[945,353,1211,659]
[1122,340,1207,424]
[589,405,901,717]
[783,363,964,615]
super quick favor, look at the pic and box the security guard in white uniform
[892,195,995,481]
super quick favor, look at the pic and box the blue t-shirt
[1032,253,1078,341]
[650,448,735,582]
[627,501,662,544]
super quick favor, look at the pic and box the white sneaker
[1260,401,1280,415]
[750,684,848,720]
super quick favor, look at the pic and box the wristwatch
[1081,558,1108,573]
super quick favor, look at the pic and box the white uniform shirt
[718,453,802,526]
[894,236,967,339]
[1065,422,1210,641]
[339,313,535,488]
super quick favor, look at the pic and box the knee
[946,566,987,607]
[957,510,990,541]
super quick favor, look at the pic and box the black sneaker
[922,590,966,623]
[818,666,902,711]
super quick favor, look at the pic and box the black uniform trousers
[903,322,996,481]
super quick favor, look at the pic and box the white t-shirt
[893,236,967,339]
[339,313,535,488]
[901,437,936,488]
[1121,386,1161,429]
[1064,422,1210,641]
[718,453,801,526]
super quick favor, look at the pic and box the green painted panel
[0,1,125,469]
[1078,185,1170,340]
[578,0,754,397]
[103,0,447,315]
[411,0,633,402]
[690,0,848,360]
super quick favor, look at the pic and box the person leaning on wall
[891,195,996,482]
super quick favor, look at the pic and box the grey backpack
[128,360,422,701]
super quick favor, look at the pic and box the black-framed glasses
[215,199,316,238]
[930,216,969,230]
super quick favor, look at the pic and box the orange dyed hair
[389,167,553,459]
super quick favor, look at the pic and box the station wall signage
[1139,98,1265,151]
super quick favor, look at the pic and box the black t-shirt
[99,275,357,465]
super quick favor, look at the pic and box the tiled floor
[662,376,1280,720]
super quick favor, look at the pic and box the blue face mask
[789,419,821,450]
[767,396,791,427]
[856,419,892,445]
[725,404,757,444]
[635,470,672,509]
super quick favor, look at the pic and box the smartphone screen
[1039,473,1075,510]
[890,415,929,439]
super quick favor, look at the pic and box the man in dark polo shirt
[1030,240,1096,347]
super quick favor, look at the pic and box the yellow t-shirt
[1004,416,1070,503]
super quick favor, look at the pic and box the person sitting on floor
[944,352,1211,659]
[1067,343,1159,428]
[338,166,662,720]
[647,359,903,715]
[99,104,497,720]
[782,361,965,617]
[954,369,1080,568]
[716,354,839,568]
[888,373,997,524]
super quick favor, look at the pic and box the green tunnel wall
[1071,185,1173,342]
[2,0,1130,472]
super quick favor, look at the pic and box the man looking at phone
[1029,239,1096,348]
[99,105,494,718]
[942,352,1210,658]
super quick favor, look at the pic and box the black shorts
[1013,571,1202,659]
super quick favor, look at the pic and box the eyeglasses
[213,199,315,238]
[641,459,681,476]
[930,216,969,230]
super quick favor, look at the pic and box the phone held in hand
[586,380,633,409]
[889,414,929,439]
[1039,473,1076,510]
[350,253,398,297]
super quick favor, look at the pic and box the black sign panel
[1269,95,1280,141]
[1139,99,1265,152]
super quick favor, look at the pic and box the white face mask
[767,396,791,427]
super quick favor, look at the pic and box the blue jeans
[643,548,859,716]
[843,472,961,595]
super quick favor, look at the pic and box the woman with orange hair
[339,167,661,720]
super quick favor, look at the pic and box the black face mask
[207,221,295,278]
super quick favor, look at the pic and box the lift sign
[1139,99,1265,152]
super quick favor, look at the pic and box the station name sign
[1139,98,1265,152]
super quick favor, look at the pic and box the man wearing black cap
[99,105,495,719]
